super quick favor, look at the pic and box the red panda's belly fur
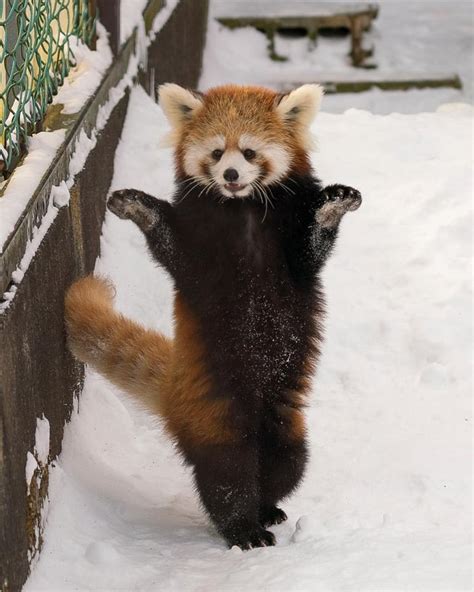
[161,176,324,460]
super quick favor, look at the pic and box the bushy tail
[65,276,172,416]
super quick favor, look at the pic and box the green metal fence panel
[0,0,95,175]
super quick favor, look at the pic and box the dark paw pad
[322,184,362,210]
[259,506,287,528]
[226,526,276,551]
[107,189,143,220]
[317,184,362,228]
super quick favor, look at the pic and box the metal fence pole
[1,0,22,176]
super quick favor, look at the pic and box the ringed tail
[65,275,172,416]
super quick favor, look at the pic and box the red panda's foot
[259,505,288,528]
[222,521,276,550]
[108,189,158,231]
[317,184,362,229]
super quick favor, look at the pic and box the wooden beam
[96,0,121,55]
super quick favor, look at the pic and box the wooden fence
[0,1,208,589]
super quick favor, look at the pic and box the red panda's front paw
[317,184,362,229]
[107,189,143,220]
[108,189,158,231]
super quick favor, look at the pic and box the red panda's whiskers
[251,181,264,205]
[256,179,275,209]
[179,176,209,202]
[198,178,216,199]
[205,179,219,197]
[253,179,273,222]
[273,180,296,196]
[252,181,266,210]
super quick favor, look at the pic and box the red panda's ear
[158,84,204,130]
[275,84,324,126]
[275,84,324,149]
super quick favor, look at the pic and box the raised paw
[259,505,287,528]
[108,189,144,219]
[107,189,157,230]
[322,184,362,209]
[317,184,362,229]
[225,523,276,551]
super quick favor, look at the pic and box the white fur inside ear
[276,84,324,128]
[158,83,203,130]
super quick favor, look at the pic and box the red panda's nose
[223,168,239,182]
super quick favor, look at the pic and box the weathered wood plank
[280,74,463,94]
[216,2,378,67]
[214,1,378,19]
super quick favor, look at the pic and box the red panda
[65,83,361,550]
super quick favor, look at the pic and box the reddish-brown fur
[175,85,312,178]
[66,279,235,448]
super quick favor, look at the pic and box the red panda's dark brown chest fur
[171,174,323,418]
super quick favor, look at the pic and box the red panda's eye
[212,149,223,161]
[243,148,256,160]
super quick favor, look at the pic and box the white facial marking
[212,150,259,197]
[262,145,291,185]
[239,134,291,185]
[183,135,225,178]
[183,133,291,199]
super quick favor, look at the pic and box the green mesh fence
[0,0,95,175]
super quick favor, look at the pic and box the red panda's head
[158,83,323,199]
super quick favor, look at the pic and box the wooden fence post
[95,0,121,55]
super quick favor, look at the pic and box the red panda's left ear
[275,84,324,149]
[158,83,204,130]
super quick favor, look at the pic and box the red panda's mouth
[224,182,247,193]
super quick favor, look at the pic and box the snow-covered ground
[25,82,472,590]
[24,1,473,590]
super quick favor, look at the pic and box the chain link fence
[0,0,95,176]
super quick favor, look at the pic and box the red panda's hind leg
[259,415,308,526]
[191,442,276,550]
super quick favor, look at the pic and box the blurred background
[199,0,473,113]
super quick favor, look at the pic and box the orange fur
[165,294,236,447]
[65,277,235,447]
[173,85,312,178]
[65,276,172,416]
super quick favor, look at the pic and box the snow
[149,0,181,36]
[0,182,69,301]
[213,1,375,19]
[0,130,65,251]
[121,0,182,43]
[51,23,113,116]
[34,415,51,466]
[120,0,150,43]
[25,415,52,566]
[201,1,473,113]
[0,181,72,309]
[25,416,51,498]
[25,85,472,591]
[25,453,39,491]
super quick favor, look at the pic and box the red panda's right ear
[158,84,204,130]
[274,84,324,150]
